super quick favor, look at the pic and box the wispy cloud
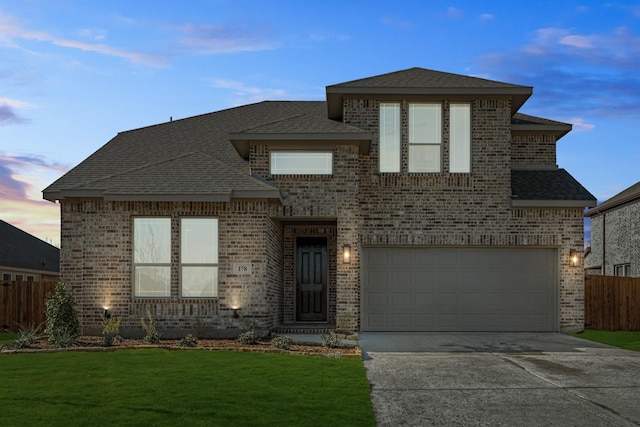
[0,11,166,67]
[0,104,27,124]
[478,26,640,121]
[568,117,595,132]
[381,17,413,29]
[210,78,287,104]
[479,13,495,21]
[446,7,463,19]
[176,23,276,54]
[0,153,68,245]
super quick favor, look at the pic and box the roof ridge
[236,113,306,133]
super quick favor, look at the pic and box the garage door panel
[362,247,557,332]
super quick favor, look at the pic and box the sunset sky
[1,0,639,247]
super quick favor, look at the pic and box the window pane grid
[134,218,171,298]
[181,218,218,298]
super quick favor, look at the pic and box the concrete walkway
[359,333,640,426]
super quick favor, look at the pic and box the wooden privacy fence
[585,274,640,331]
[0,281,57,332]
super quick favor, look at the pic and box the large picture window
[379,103,401,172]
[450,103,471,173]
[134,218,171,298]
[271,152,332,175]
[181,218,218,298]
[409,103,441,172]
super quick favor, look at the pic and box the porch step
[272,324,334,335]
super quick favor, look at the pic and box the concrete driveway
[359,333,640,426]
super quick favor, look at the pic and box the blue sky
[1,0,639,246]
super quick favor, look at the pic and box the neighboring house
[0,220,60,282]
[43,68,596,337]
[584,181,640,277]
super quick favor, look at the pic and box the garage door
[361,247,557,332]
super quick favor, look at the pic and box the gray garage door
[361,247,557,332]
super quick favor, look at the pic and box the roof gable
[326,67,532,119]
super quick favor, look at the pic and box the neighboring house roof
[44,101,334,202]
[0,220,59,274]
[511,169,597,207]
[585,181,640,217]
[326,67,532,119]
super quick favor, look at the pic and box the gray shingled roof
[511,169,596,207]
[585,181,640,216]
[44,101,334,201]
[326,67,532,119]
[0,220,59,273]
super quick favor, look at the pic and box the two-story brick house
[43,68,596,336]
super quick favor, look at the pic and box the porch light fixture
[232,307,240,319]
[569,250,581,267]
[343,244,351,264]
[103,307,111,319]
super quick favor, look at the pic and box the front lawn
[573,329,640,351]
[0,332,18,345]
[0,345,374,426]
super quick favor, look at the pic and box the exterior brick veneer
[57,80,589,335]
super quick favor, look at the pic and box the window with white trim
[449,103,471,173]
[270,152,332,175]
[409,103,442,172]
[181,218,218,298]
[379,103,401,172]
[133,218,171,298]
[614,263,631,277]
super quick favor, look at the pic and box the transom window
[409,103,442,172]
[270,152,333,175]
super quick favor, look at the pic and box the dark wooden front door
[296,237,327,322]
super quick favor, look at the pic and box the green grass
[0,345,375,426]
[0,332,19,345]
[573,329,640,351]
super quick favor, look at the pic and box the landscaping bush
[44,280,79,347]
[11,324,42,349]
[140,309,161,343]
[178,334,198,347]
[101,315,121,347]
[320,334,343,348]
[271,335,293,350]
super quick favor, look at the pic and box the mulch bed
[1,336,361,358]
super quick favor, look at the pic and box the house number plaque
[232,263,252,275]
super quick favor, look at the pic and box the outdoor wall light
[103,307,111,319]
[232,307,240,319]
[343,244,351,264]
[569,250,581,267]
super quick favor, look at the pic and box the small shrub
[101,315,121,347]
[44,280,80,347]
[178,334,198,347]
[270,335,293,350]
[12,323,43,349]
[140,309,161,343]
[236,329,260,345]
[321,334,343,349]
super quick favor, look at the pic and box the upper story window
[450,103,471,173]
[614,264,631,277]
[270,152,333,175]
[133,218,171,298]
[379,103,401,172]
[409,103,442,172]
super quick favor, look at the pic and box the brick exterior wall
[60,200,283,337]
[586,203,640,277]
[60,92,587,334]
[511,132,557,166]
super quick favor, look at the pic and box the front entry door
[296,237,327,322]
